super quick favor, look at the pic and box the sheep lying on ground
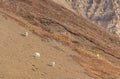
[35,52,40,58]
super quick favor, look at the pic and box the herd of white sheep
[22,31,101,68]
[23,32,56,67]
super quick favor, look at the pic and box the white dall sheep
[97,54,100,59]
[35,52,40,58]
[51,62,56,67]
[23,32,29,37]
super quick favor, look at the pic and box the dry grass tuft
[90,50,105,59]
[53,34,72,45]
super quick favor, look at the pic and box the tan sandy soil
[0,12,94,79]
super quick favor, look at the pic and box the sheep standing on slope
[25,32,29,37]
[22,32,29,37]
[97,54,100,59]
[51,61,56,67]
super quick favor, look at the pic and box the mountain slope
[0,10,94,79]
[0,0,120,79]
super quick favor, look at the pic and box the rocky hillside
[53,0,120,37]
[0,0,120,79]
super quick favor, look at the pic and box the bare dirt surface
[0,12,94,79]
[0,0,120,79]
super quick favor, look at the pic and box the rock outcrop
[53,0,120,37]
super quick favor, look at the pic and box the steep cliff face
[53,0,120,37]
